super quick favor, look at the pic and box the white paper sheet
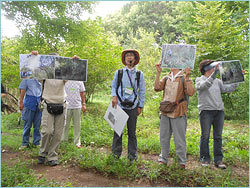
[104,101,129,137]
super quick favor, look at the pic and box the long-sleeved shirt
[112,66,145,110]
[195,75,238,113]
[154,72,195,118]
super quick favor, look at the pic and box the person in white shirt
[62,80,86,148]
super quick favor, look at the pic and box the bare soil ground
[1,150,167,187]
[2,147,249,187]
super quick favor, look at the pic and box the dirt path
[1,151,167,187]
[2,147,249,187]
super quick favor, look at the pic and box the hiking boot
[158,157,167,165]
[37,156,45,164]
[201,161,210,167]
[48,160,59,166]
[215,161,226,169]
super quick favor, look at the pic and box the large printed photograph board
[161,44,196,69]
[20,54,88,81]
[218,60,244,85]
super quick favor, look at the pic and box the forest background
[1,1,249,120]
[1,1,249,187]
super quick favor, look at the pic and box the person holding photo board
[35,51,80,166]
[111,49,145,163]
[196,59,244,169]
[154,63,195,169]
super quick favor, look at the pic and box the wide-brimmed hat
[121,49,140,65]
[199,59,215,75]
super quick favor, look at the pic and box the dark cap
[199,59,214,75]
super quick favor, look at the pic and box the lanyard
[167,71,182,82]
[126,69,137,96]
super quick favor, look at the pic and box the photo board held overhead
[217,60,244,85]
[161,44,196,69]
[20,54,88,81]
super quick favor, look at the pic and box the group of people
[19,51,86,166]
[17,49,242,169]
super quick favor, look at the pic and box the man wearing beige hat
[111,49,145,163]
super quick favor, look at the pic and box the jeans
[199,110,224,163]
[22,106,42,146]
[112,107,138,160]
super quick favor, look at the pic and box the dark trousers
[199,110,224,163]
[112,107,138,160]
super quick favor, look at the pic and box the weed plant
[1,162,62,187]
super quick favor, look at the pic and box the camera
[121,99,134,108]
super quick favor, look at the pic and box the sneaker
[48,160,59,166]
[37,156,45,164]
[180,164,186,169]
[76,145,82,149]
[215,161,226,169]
[158,157,167,165]
[19,145,29,150]
[201,161,210,167]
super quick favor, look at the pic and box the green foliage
[103,2,184,44]
[2,1,96,52]
[1,162,61,187]
[1,38,23,88]
[183,1,249,74]
[179,1,249,120]
[59,19,122,101]
[2,1,248,120]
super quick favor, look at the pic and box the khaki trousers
[39,103,66,161]
[159,115,187,165]
[62,108,81,146]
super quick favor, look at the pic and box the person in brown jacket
[154,63,195,169]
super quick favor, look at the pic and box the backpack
[164,75,189,107]
[116,69,141,104]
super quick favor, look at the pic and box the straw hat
[121,49,140,65]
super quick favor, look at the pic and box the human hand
[211,65,220,79]
[112,96,117,109]
[72,55,80,59]
[155,63,162,73]
[19,102,24,111]
[137,107,142,116]
[184,67,191,77]
[81,104,86,113]
[32,51,38,55]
